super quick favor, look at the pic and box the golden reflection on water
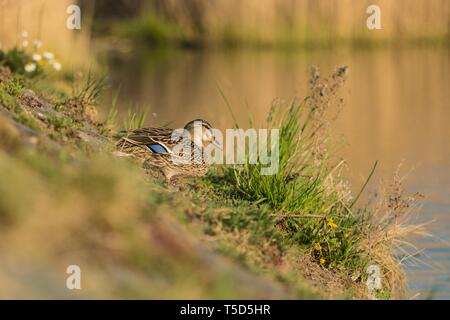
[103,47,450,298]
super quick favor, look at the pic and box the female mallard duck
[116,119,220,183]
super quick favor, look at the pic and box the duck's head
[184,119,221,150]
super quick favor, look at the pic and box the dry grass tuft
[361,164,428,297]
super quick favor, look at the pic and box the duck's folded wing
[121,128,178,154]
[126,128,171,142]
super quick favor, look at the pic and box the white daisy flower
[20,31,29,38]
[21,40,29,48]
[43,51,55,60]
[24,63,37,73]
[52,61,62,71]
[32,53,42,62]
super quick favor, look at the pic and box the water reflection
[102,47,450,299]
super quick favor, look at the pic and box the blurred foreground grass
[0,145,304,299]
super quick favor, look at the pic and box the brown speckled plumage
[116,120,215,182]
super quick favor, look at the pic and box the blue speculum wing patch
[147,143,169,154]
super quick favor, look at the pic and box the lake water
[101,46,450,299]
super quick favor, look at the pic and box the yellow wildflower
[319,258,326,265]
[327,218,338,229]
[313,243,322,251]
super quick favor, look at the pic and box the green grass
[70,70,107,106]
[0,74,41,131]
[123,107,147,131]
[99,85,147,134]
[0,81,21,111]
[105,86,120,128]
[210,67,371,271]
[46,113,78,131]
[0,76,25,97]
